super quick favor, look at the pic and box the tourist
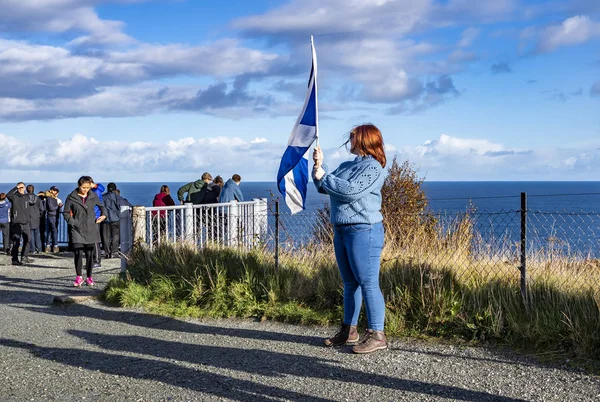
[0,193,10,255]
[152,185,176,242]
[177,172,212,204]
[101,182,132,259]
[45,186,61,253]
[63,176,106,287]
[312,124,387,354]
[90,179,105,267]
[219,174,244,203]
[26,185,43,254]
[7,182,33,265]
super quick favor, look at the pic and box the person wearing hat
[101,182,132,259]
[45,186,61,253]
[177,172,212,204]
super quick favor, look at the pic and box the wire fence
[268,194,600,297]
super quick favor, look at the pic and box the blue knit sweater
[313,155,385,225]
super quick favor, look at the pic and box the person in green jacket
[177,172,212,204]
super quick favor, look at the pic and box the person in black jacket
[101,182,132,259]
[6,182,34,265]
[45,186,61,253]
[63,176,107,287]
[26,185,44,254]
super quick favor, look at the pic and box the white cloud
[0,0,137,46]
[2,132,599,182]
[393,134,600,180]
[0,132,287,181]
[532,15,600,53]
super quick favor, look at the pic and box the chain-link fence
[265,194,600,297]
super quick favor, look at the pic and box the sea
[2,181,599,213]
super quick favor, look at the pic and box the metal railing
[138,199,269,250]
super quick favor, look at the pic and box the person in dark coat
[0,193,10,255]
[101,182,132,259]
[44,186,61,253]
[63,176,106,287]
[26,185,44,254]
[7,182,36,265]
[37,191,47,251]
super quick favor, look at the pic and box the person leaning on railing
[312,124,387,354]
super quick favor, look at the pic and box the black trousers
[73,244,94,277]
[0,222,10,251]
[108,221,120,255]
[99,222,109,256]
[10,223,30,262]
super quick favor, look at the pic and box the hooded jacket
[0,200,10,224]
[177,180,206,203]
[27,194,44,229]
[152,192,175,217]
[6,187,30,225]
[63,189,106,245]
[190,182,221,205]
[219,179,244,203]
[103,190,132,223]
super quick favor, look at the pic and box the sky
[0,0,599,183]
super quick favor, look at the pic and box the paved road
[0,252,598,401]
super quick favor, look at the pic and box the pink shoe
[86,277,95,286]
[73,276,84,287]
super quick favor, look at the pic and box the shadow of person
[0,338,332,402]
[20,302,323,346]
[65,330,523,402]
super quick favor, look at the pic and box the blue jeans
[29,228,42,252]
[333,222,385,331]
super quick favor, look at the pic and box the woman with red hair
[313,124,387,354]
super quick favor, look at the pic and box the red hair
[349,124,386,168]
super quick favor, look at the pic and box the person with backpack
[44,186,61,253]
[101,182,132,259]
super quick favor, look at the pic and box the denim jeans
[45,217,58,248]
[29,228,42,252]
[333,221,385,331]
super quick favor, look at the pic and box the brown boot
[351,329,387,354]
[324,323,359,347]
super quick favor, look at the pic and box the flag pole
[311,35,319,149]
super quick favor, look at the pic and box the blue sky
[0,0,599,183]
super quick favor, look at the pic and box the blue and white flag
[277,36,318,214]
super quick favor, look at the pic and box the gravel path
[0,252,598,401]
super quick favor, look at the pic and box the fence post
[119,205,132,274]
[228,202,239,247]
[275,200,280,272]
[184,203,194,245]
[254,198,268,245]
[132,206,146,245]
[520,192,528,305]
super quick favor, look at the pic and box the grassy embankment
[105,214,600,360]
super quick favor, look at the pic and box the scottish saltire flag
[277,37,318,214]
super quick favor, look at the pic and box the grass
[104,212,600,362]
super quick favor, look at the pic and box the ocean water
[2,181,599,213]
